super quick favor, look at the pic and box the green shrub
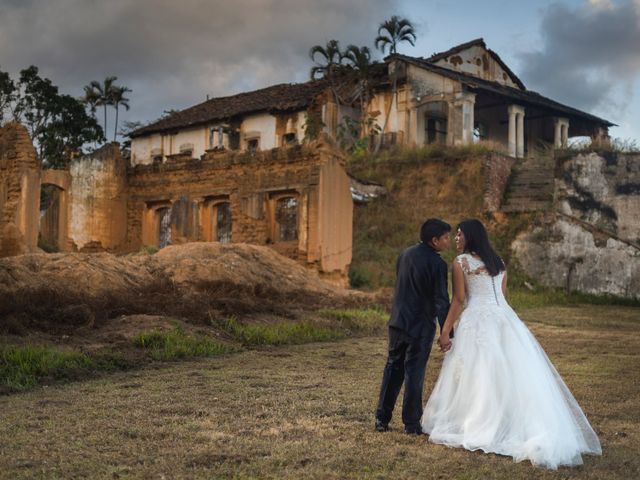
[140,245,159,255]
[0,345,93,390]
[348,266,372,289]
[132,327,236,360]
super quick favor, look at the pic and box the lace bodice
[456,253,506,307]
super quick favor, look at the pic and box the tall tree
[40,94,104,167]
[111,85,132,142]
[309,39,344,80]
[12,66,59,142]
[374,16,416,55]
[89,76,117,135]
[81,85,100,119]
[0,68,16,124]
[6,66,103,167]
[375,16,417,151]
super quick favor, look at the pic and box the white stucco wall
[131,134,162,166]
[241,113,277,150]
[432,45,520,89]
[132,109,309,163]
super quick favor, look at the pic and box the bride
[421,219,602,469]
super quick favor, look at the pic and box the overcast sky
[0,0,638,142]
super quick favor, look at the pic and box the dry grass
[0,304,638,479]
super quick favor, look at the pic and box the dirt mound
[0,243,355,334]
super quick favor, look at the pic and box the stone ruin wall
[0,121,353,283]
[512,152,640,299]
[125,144,353,280]
[483,152,516,212]
[68,143,128,252]
[0,123,40,257]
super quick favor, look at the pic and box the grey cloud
[0,0,397,125]
[518,0,640,119]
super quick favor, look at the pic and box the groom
[375,218,451,434]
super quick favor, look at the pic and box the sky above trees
[0,0,638,141]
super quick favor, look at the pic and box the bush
[0,345,93,390]
[132,326,236,360]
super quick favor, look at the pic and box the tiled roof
[392,54,615,127]
[130,80,331,138]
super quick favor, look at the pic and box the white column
[507,107,517,157]
[454,92,476,145]
[508,105,525,158]
[516,111,525,158]
[554,117,569,148]
[554,119,563,148]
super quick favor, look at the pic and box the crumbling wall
[557,152,640,244]
[483,152,516,212]
[68,143,128,251]
[512,152,640,298]
[0,122,40,257]
[126,143,353,279]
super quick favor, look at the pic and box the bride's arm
[437,260,465,352]
[502,269,509,299]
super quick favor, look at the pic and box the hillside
[347,145,530,289]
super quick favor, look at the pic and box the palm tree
[81,85,100,118]
[89,76,118,136]
[374,16,416,55]
[111,85,132,142]
[343,45,374,129]
[309,39,344,80]
[81,85,103,145]
[374,16,417,151]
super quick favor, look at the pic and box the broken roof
[391,54,615,127]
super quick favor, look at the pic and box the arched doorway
[39,183,68,252]
[212,201,232,243]
[157,207,172,248]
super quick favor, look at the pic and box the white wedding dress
[421,254,602,469]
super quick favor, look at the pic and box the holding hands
[438,333,452,353]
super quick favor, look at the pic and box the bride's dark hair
[458,219,505,276]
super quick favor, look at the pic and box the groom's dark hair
[420,218,451,244]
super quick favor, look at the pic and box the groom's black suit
[376,242,450,432]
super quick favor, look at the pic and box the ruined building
[1,38,630,292]
[0,122,353,285]
[129,38,613,165]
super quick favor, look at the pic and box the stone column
[508,105,525,158]
[454,92,476,145]
[516,110,525,158]
[554,117,570,148]
[554,119,562,148]
[507,106,517,157]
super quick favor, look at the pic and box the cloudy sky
[0,0,638,142]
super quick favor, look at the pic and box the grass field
[0,304,638,479]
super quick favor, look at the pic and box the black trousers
[375,326,435,430]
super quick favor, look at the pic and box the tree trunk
[114,104,119,142]
[103,105,108,140]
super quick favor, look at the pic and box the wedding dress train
[421,254,601,469]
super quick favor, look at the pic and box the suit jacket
[388,242,451,339]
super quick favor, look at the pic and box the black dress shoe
[403,427,425,435]
[375,419,389,432]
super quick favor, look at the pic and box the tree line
[0,66,131,168]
